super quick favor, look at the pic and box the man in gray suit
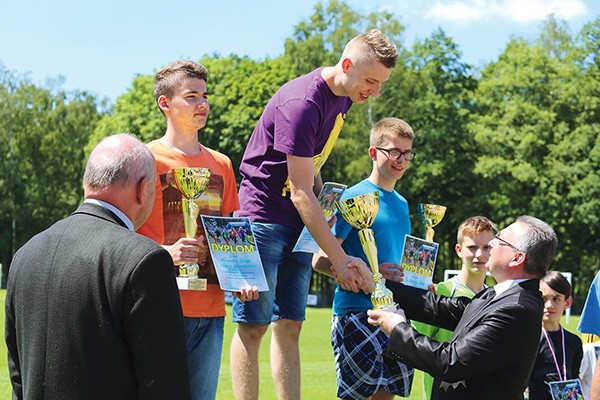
[368,215,557,400]
[5,134,192,400]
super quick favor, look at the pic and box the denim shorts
[232,222,312,325]
[183,316,224,400]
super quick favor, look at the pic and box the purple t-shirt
[237,67,353,228]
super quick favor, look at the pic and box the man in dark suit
[5,134,192,400]
[368,215,558,400]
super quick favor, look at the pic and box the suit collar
[454,278,540,334]
[83,199,134,230]
[72,202,130,230]
[494,278,536,296]
[480,278,539,304]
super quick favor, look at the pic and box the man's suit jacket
[385,279,543,400]
[5,203,192,400]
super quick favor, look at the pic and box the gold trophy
[172,167,212,291]
[418,203,447,241]
[336,191,397,310]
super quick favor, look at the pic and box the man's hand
[379,262,404,283]
[331,256,373,294]
[232,285,260,302]
[354,258,375,293]
[164,237,201,265]
[367,306,407,337]
[427,283,437,294]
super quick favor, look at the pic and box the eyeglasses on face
[375,147,415,161]
[493,234,523,253]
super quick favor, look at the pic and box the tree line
[1,1,598,308]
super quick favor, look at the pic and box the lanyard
[542,327,567,381]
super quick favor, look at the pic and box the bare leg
[271,319,303,400]
[230,322,269,400]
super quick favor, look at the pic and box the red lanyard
[542,327,567,381]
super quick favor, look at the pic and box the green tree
[201,55,295,171]
[554,16,600,297]
[284,0,404,76]
[536,14,574,60]
[88,74,158,154]
[0,65,101,285]
[284,0,361,75]
[391,29,478,274]
[470,17,600,302]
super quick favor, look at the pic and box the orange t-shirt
[137,140,240,317]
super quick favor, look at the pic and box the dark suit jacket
[385,279,543,400]
[5,203,192,400]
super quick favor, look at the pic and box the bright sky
[1,0,598,103]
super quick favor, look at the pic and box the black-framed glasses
[375,147,415,161]
[493,234,523,253]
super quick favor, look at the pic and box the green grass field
[0,290,582,399]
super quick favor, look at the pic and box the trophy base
[371,274,397,310]
[176,277,207,291]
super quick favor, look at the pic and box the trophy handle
[358,228,379,276]
[425,226,435,242]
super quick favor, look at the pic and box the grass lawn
[0,290,582,399]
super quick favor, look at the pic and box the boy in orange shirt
[138,60,258,400]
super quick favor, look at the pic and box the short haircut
[154,60,208,102]
[370,117,414,147]
[514,215,558,279]
[456,216,497,244]
[343,29,398,69]
[542,271,572,298]
[83,133,154,190]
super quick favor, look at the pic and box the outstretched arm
[288,154,370,293]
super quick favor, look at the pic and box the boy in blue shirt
[313,117,415,400]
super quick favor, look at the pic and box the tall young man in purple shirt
[231,29,398,400]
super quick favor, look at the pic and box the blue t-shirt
[579,271,600,337]
[332,179,411,315]
[237,67,353,229]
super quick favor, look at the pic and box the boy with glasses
[368,216,558,399]
[313,117,415,400]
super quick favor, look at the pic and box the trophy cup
[336,192,397,310]
[418,203,447,241]
[172,167,212,291]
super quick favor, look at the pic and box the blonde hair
[342,29,398,69]
[370,117,414,147]
[456,216,497,244]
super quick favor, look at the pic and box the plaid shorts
[332,312,414,400]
